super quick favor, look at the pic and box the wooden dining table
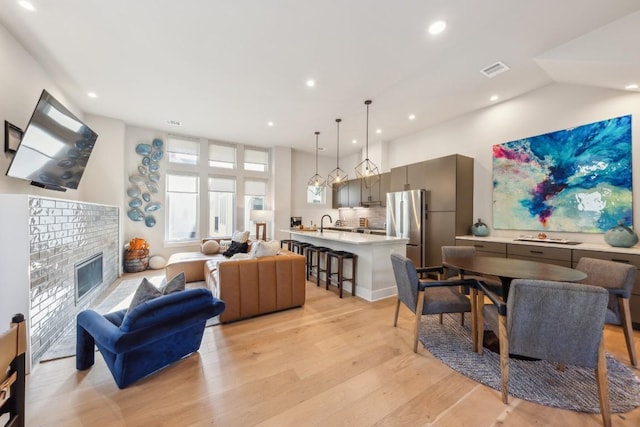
[443,256,587,299]
[442,256,588,353]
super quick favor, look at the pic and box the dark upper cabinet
[390,166,408,192]
[407,161,428,190]
[360,176,379,205]
[360,172,390,206]
[424,154,473,212]
[390,162,428,192]
[379,172,390,207]
[332,182,350,208]
[348,179,361,207]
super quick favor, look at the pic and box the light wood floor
[26,275,640,426]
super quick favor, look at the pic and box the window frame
[164,171,200,243]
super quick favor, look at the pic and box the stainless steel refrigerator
[386,189,426,267]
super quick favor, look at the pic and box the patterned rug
[40,275,213,362]
[419,313,640,413]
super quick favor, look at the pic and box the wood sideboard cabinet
[456,236,640,329]
[456,238,506,258]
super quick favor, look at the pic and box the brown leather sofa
[165,245,306,324]
[207,250,306,323]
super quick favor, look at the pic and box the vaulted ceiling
[1,1,639,157]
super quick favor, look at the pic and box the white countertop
[456,235,640,255]
[284,229,408,245]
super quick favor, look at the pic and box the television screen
[5,90,98,191]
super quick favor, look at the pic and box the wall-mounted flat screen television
[5,89,98,192]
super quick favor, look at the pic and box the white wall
[290,149,341,227]
[388,83,640,243]
[273,146,292,241]
[123,126,172,258]
[81,115,127,273]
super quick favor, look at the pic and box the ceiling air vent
[480,61,510,78]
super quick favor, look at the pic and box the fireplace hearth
[75,252,104,304]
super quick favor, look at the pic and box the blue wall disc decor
[127,138,164,227]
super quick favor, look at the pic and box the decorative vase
[604,220,638,248]
[471,218,490,237]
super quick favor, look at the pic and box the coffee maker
[290,216,302,228]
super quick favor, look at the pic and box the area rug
[40,276,214,362]
[419,313,640,413]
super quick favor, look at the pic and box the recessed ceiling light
[306,79,315,87]
[625,83,638,90]
[408,114,416,120]
[267,121,274,127]
[428,20,446,35]
[18,1,35,11]
[375,129,382,134]
[87,92,97,98]
[166,119,182,126]
[352,139,358,144]
[490,95,499,102]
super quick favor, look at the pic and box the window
[244,180,267,233]
[208,176,236,237]
[165,173,199,241]
[307,185,325,204]
[244,147,269,172]
[167,136,200,165]
[209,143,236,169]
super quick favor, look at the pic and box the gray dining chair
[575,257,637,367]
[477,279,611,427]
[390,252,476,353]
[441,245,503,352]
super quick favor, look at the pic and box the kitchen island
[284,230,408,301]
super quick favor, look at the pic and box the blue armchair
[76,288,225,388]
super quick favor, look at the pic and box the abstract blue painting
[493,115,632,233]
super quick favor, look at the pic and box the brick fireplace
[0,195,119,367]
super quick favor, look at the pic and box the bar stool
[326,250,357,298]
[289,240,305,254]
[290,242,312,269]
[280,239,295,251]
[306,245,331,285]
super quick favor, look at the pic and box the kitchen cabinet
[424,211,457,266]
[379,172,390,207]
[456,238,506,258]
[348,179,362,207]
[361,172,390,206]
[507,243,572,267]
[332,182,349,208]
[424,155,474,266]
[424,154,474,212]
[390,161,428,191]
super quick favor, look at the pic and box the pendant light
[327,118,348,191]
[307,131,326,195]
[354,99,380,188]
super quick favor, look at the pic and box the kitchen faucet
[320,214,332,233]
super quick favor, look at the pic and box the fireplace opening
[75,252,103,304]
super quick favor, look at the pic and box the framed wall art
[4,120,22,153]
[493,115,632,233]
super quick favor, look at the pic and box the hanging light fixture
[308,131,326,195]
[355,99,380,188]
[327,118,348,191]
